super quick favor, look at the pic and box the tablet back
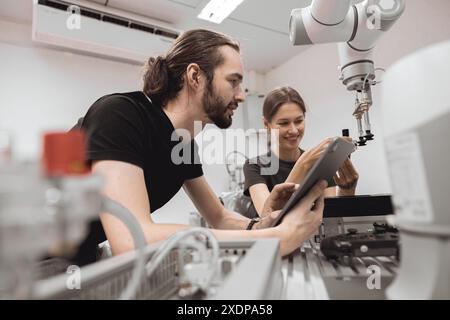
[272,137,356,226]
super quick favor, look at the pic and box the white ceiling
[89,0,314,72]
[0,0,362,72]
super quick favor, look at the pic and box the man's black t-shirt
[75,91,203,211]
[71,91,203,264]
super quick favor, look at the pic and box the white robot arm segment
[289,0,405,145]
[310,0,351,25]
[290,0,405,52]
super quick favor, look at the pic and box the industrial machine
[2,0,448,301]
[289,0,405,146]
[289,0,450,299]
[0,131,284,300]
[32,238,283,300]
[0,131,148,299]
[382,41,450,299]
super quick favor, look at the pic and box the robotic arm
[289,0,405,146]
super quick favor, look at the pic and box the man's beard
[202,83,235,129]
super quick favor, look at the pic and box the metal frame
[32,238,283,300]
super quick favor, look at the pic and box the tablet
[271,137,356,226]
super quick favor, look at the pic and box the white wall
[0,20,143,160]
[0,19,193,224]
[264,0,450,195]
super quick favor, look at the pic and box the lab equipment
[225,150,248,191]
[0,131,147,299]
[289,1,449,297]
[320,226,399,261]
[31,239,283,300]
[381,41,450,299]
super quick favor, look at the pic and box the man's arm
[93,161,265,252]
[184,176,327,255]
[92,160,189,255]
[93,161,326,257]
[183,176,250,230]
[184,176,300,228]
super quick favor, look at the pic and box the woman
[243,87,359,217]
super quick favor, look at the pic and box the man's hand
[255,182,298,229]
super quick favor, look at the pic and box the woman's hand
[286,138,332,184]
[300,138,333,171]
[334,159,359,196]
[275,180,327,256]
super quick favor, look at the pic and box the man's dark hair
[143,29,240,107]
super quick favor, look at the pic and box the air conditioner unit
[32,0,181,64]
